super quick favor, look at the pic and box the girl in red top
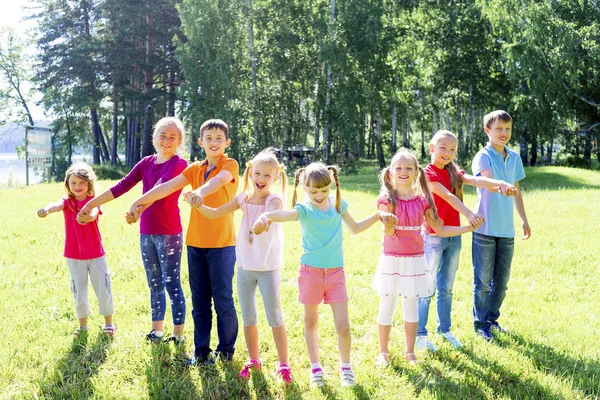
[416,130,518,352]
[37,162,115,338]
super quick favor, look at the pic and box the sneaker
[476,328,494,342]
[339,367,356,387]
[440,331,464,349]
[165,334,185,346]
[415,335,438,352]
[375,353,389,368]
[490,322,510,334]
[238,359,261,379]
[103,324,116,337]
[146,329,163,344]
[309,368,325,387]
[73,326,88,338]
[277,365,293,385]
[405,352,417,366]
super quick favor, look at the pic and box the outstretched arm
[429,181,483,228]
[464,172,518,196]
[37,200,64,218]
[129,174,189,218]
[342,209,397,235]
[514,182,531,240]
[424,208,480,237]
[185,170,234,207]
[76,206,99,224]
[196,196,240,219]
[78,189,114,218]
[251,209,299,234]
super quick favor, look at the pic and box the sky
[0,0,47,121]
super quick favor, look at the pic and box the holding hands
[378,211,398,229]
[252,214,272,235]
[498,182,519,196]
[184,191,203,208]
[467,213,485,229]
[37,208,49,218]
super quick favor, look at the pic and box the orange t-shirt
[182,154,239,248]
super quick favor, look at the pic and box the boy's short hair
[484,110,512,129]
[200,119,229,139]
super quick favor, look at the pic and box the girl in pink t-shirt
[373,149,478,367]
[194,148,293,384]
[37,162,115,338]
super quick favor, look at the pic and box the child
[373,148,481,367]
[192,148,292,384]
[471,111,531,342]
[252,162,396,387]
[79,117,188,345]
[129,119,239,364]
[37,162,115,337]
[416,130,518,352]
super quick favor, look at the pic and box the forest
[1,0,599,179]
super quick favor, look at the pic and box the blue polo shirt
[472,144,525,238]
[294,197,349,268]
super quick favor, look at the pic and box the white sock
[310,362,322,371]
[340,361,352,369]
[154,330,164,337]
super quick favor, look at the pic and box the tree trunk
[133,103,141,165]
[142,0,155,154]
[111,80,119,165]
[100,127,110,163]
[322,0,335,163]
[391,102,397,154]
[547,138,553,163]
[520,131,529,166]
[374,112,385,168]
[90,108,101,164]
[142,104,154,157]
[246,0,259,145]
[530,132,537,166]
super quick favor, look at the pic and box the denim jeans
[418,234,462,336]
[140,233,186,325]
[187,245,238,360]
[472,232,514,331]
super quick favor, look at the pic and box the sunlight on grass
[0,166,598,399]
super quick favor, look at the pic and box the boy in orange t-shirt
[130,119,239,363]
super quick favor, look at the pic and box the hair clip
[279,164,286,172]
[246,161,253,168]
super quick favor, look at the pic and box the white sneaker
[339,367,356,387]
[415,335,438,352]
[440,331,463,349]
[375,352,389,368]
[309,368,325,387]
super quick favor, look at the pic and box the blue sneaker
[476,328,494,342]
[490,322,510,334]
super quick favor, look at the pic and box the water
[0,153,88,186]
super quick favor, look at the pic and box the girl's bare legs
[244,324,260,360]
[378,324,392,362]
[405,322,417,361]
[330,302,351,363]
[272,325,289,365]
[152,320,164,333]
[304,304,320,363]
[79,317,88,328]
[103,315,112,326]
[173,324,184,336]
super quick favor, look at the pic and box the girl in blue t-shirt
[252,162,396,388]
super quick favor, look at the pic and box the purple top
[110,154,187,235]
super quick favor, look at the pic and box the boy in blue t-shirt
[471,110,531,341]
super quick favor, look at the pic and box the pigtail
[380,167,397,214]
[279,164,288,207]
[242,161,253,196]
[446,161,464,201]
[419,166,439,221]
[292,168,305,208]
[328,166,342,214]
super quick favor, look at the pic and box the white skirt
[372,253,434,298]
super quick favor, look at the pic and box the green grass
[0,166,598,399]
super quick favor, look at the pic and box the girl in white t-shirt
[195,148,292,384]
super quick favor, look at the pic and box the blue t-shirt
[472,144,525,238]
[294,197,349,268]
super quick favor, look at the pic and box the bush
[94,164,130,180]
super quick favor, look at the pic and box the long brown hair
[292,162,342,213]
[242,148,288,204]
[430,130,464,201]
[380,148,439,221]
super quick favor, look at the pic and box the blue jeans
[472,232,514,331]
[187,246,238,360]
[140,233,186,325]
[418,234,462,336]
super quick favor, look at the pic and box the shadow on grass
[518,170,600,191]
[38,330,112,399]
[145,342,202,400]
[496,333,600,398]
[390,345,561,399]
[193,359,253,400]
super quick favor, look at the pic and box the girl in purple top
[79,117,188,345]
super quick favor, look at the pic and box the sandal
[73,327,88,338]
[103,324,116,337]
[277,364,293,385]
[238,359,261,379]
[309,367,325,387]
[340,367,356,387]
[376,352,390,368]
[405,352,417,366]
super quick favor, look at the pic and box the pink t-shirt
[235,193,284,271]
[423,163,465,235]
[62,196,105,260]
[377,194,430,257]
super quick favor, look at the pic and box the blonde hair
[153,117,185,153]
[242,148,288,204]
[292,162,342,213]
[380,148,439,220]
[430,130,464,201]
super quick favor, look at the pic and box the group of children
[37,110,530,388]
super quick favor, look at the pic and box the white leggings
[377,295,418,325]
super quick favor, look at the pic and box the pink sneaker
[238,359,261,379]
[277,364,293,385]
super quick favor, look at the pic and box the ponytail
[419,166,439,221]
[291,168,305,208]
[328,166,342,214]
[242,161,253,195]
[380,167,397,214]
[446,161,464,201]
[279,164,288,207]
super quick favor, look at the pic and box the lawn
[0,166,598,399]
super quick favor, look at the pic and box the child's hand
[498,183,519,197]
[522,221,531,240]
[37,208,49,218]
[78,203,93,219]
[468,213,484,229]
[251,215,272,235]
[125,211,138,225]
[184,191,203,208]
[378,212,398,227]
[76,213,92,225]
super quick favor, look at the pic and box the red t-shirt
[62,196,105,260]
[424,163,465,234]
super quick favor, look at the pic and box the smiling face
[153,125,181,157]
[304,183,331,208]
[485,119,512,152]
[430,135,457,169]
[67,175,90,201]
[390,156,418,189]
[250,161,278,197]
[199,128,231,159]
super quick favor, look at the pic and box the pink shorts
[298,264,349,305]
